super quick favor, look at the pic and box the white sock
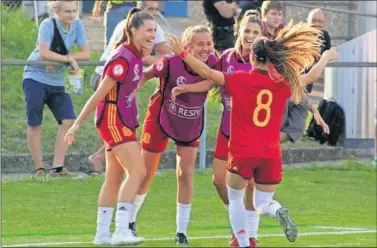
[246,210,259,239]
[130,193,147,223]
[254,190,282,218]
[176,203,192,235]
[96,207,114,236]
[225,204,229,212]
[227,185,249,247]
[115,202,133,231]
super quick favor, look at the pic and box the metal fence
[2,4,377,168]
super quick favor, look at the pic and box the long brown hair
[114,7,154,48]
[235,10,263,57]
[251,20,322,103]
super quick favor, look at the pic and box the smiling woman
[63,7,156,246]
[22,0,89,178]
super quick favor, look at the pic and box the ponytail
[252,20,323,103]
[115,7,143,48]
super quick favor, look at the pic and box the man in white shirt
[88,0,170,175]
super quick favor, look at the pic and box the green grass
[1,8,324,155]
[2,160,376,247]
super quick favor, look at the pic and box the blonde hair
[181,25,212,46]
[307,8,327,24]
[251,20,322,103]
[49,0,76,15]
[235,10,263,56]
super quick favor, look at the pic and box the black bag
[307,98,345,146]
[50,18,69,55]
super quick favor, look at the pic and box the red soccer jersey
[224,69,291,158]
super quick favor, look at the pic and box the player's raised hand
[64,123,80,145]
[168,35,185,54]
[171,86,186,101]
[323,47,339,62]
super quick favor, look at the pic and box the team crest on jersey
[227,65,234,75]
[113,64,124,76]
[176,76,186,86]
[132,64,141,81]
[156,61,164,71]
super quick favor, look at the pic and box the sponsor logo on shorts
[143,133,151,144]
[122,127,133,137]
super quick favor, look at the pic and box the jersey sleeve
[104,57,129,83]
[152,56,169,79]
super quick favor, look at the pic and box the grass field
[1,7,324,156]
[2,161,376,247]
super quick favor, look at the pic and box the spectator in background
[238,0,264,19]
[22,0,89,177]
[203,0,238,53]
[92,0,137,48]
[260,0,284,39]
[305,8,331,93]
[87,0,170,175]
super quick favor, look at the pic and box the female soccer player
[64,8,156,246]
[128,25,217,245]
[168,20,323,247]
[172,12,338,247]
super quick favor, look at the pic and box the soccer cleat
[93,233,112,245]
[129,222,137,236]
[276,207,298,242]
[111,228,145,245]
[49,168,74,177]
[175,232,188,244]
[249,238,258,248]
[229,230,239,247]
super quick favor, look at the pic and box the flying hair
[252,20,323,103]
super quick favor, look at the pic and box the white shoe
[111,228,145,245]
[93,233,112,245]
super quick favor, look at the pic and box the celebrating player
[168,20,323,247]
[64,8,156,246]
[128,25,217,245]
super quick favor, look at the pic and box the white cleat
[111,229,145,246]
[93,233,112,245]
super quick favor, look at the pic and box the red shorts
[97,104,137,150]
[214,127,229,161]
[227,154,283,184]
[141,94,199,153]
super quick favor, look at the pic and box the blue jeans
[104,3,135,47]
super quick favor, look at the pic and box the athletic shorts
[227,154,283,184]
[214,127,229,161]
[281,100,308,143]
[97,105,137,150]
[22,78,76,126]
[141,94,199,153]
